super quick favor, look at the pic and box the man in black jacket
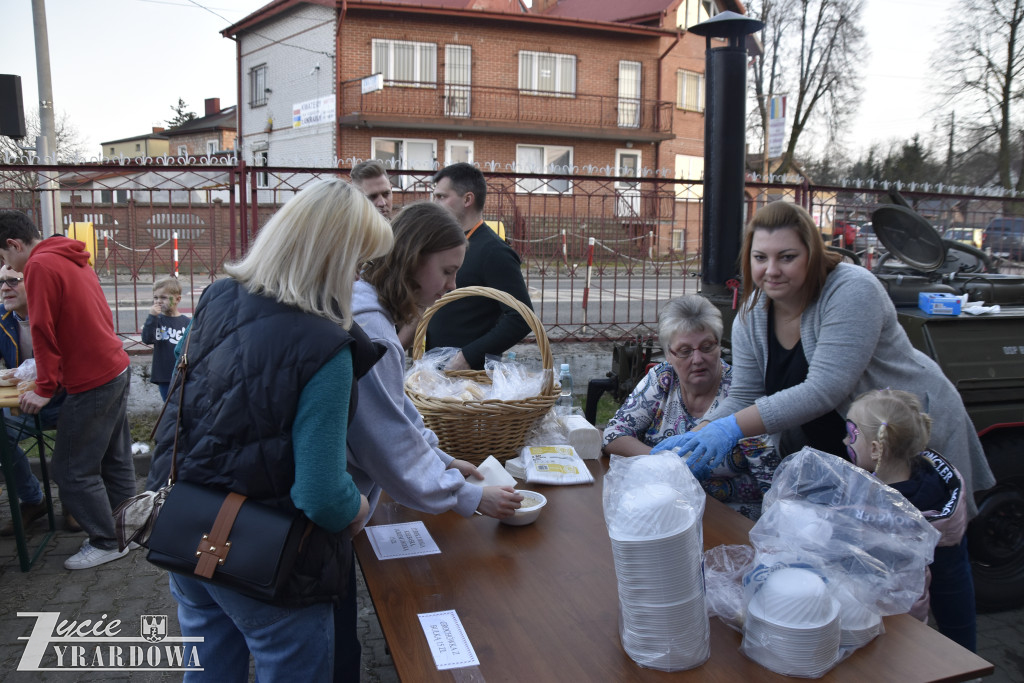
[428,163,533,370]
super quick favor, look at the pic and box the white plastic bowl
[501,490,547,526]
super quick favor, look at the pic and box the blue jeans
[3,402,63,505]
[929,536,977,652]
[157,382,170,401]
[169,574,334,682]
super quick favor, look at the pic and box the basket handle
[411,285,553,391]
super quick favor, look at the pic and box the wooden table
[353,458,994,682]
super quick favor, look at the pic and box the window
[677,0,719,30]
[372,39,437,87]
[372,137,437,189]
[675,154,704,201]
[445,140,474,165]
[677,70,705,112]
[518,51,576,97]
[250,64,268,107]
[177,145,188,156]
[135,143,141,152]
[254,150,269,188]
[516,144,573,194]
[206,140,219,155]
[618,61,641,128]
[445,45,471,117]
[109,147,115,155]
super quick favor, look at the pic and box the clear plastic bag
[484,357,547,400]
[703,544,755,633]
[736,447,939,677]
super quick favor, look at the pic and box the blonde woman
[148,179,393,681]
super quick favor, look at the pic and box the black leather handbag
[135,322,310,603]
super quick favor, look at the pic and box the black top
[425,222,533,369]
[764,305,847,457]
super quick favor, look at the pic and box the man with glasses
[0,265,67,536]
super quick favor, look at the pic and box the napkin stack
[562,414,603,460]
[521,445,594,485]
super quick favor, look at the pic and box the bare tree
[0,110,87,163]
[747,0,867,175]
[937,0,1024,191]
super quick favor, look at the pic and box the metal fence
[1,160,1021,348]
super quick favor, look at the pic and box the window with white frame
[518,51,576,97]
[618,61,642,128]
[445,140,474,165]
[206,140,219,155]
[674,154,704,201]
[372,137,437,189]
[444,45,471,117]
[676,0,719,29]
[677,70,705,112]
[177,145,188,156]
[372,39,437,87]
[250,64,268,107]
[516,144,573,194]
[254,150,269,188]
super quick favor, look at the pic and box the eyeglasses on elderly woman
[667,340,720,361]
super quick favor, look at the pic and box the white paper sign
[417,610,480,670]
[365,522,440,560]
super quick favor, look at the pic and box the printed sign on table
[365,522,440,560]
[417,610,480,671]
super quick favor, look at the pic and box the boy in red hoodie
[0,210,136,569]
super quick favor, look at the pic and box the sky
[1,0,953,163]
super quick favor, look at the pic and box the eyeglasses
[0,277,24,288]
[845,419,860,445]
[667,340,720,361]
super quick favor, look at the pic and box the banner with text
[768,95,787,159]
[292,96,336,128]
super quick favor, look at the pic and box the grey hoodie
[346,280,482,517]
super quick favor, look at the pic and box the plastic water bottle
[557,363,573,410]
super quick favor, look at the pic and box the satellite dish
[871,204,946,272]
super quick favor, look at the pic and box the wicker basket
[406,286,557,465]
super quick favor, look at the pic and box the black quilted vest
[152,278,382,605]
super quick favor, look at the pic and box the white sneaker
[64,540,130,570]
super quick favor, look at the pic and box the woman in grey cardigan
[658,201,995,517]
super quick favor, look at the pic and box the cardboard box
[918,292,962,316]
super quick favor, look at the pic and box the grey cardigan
[705,263,995,515]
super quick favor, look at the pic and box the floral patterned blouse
[602,360,779,520]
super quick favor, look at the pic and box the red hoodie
[24,237,128,397]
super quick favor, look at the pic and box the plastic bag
[704,544,755,633]
[603,454,709,671]
[485,357,547,400]
[737,447,939,677]
[404,348,488,400]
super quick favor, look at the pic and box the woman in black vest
[157,179,393,681]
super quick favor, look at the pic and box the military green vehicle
[869,201,1024,612]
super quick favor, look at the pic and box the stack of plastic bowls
[743,567,840,677]
[609,483,709,671]
[835,584,883,648]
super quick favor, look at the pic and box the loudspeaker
[0,75,27,139]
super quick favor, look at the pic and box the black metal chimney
[689,12,763,300]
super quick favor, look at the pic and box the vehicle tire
[969,429,1024,612]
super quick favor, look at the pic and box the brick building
[222,0,750,252]
[164,97,237,159]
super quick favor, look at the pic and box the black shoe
[0,500,49,536]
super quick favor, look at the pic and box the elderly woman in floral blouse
[602,295,777,519]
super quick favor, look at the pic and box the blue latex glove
[683,415,743,480]
[652,431,701,456]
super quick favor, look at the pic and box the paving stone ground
[2,471,1021,682]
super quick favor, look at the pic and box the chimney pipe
[689,12,763,300]
[204,98,220,116]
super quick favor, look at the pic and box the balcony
[339,80,674,142]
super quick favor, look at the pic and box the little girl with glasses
[843,388,975,652]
